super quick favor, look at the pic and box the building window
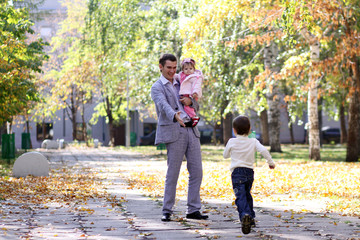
[36,123,53,141]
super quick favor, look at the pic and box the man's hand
[174,111,185,127]
[180,96,192,106]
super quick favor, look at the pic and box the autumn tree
[181,0,266,145]
[0,1,47,126]
[31,0,96,142]
[130,0,195,117]
[84,0,143,146]
[280,0,360,161]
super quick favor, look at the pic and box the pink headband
[181,58,196,67]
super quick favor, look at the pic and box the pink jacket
[177,69,203,98]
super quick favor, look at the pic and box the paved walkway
[1,148,359,240]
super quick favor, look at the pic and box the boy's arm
[255,140,275,168]
[223,140,232,159]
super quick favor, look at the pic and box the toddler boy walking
[223,115,275,234]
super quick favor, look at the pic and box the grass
[0,150,25,176]
[113,143,348,163]
[270,144,347,162]
[0,162,12,177]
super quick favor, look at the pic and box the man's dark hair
[233,115,251,135]
[159,53,177,66]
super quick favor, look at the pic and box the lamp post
[125,71,130,147]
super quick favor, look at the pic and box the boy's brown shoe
[251,219,256,227]
[241,214,252,234]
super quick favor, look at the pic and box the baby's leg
[184,105,196,118]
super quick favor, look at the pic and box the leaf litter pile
[127,160,360,217]
[0,165,111,208]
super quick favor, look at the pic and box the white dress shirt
[223,135,275,172]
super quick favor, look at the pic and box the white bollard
[41,140,59,149]
[59,139,64,149]
[94,139,99,148]
[12,152,49,178]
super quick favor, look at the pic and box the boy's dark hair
[159,53,177,66]
[233,115,251,135]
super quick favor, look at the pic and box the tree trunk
[0,122,6,145]
[70,87,77,141]
[264,43,282,152]
[289,121,294,145]
[8,121,12,134]
[71,114,77,140]
[212,126,217,145]
[260,110,269,145]
[219,100,229,145]
[300,30,321,160]
[318,97,323,146]
[308,40,321,160]
[268,95,282,152]
[358,115,360,157]
[346,89,359,161]
[26,119,33,149]
[286,108,295,144]
[339,104,347,144]
[108,120,114,146]
[81,103,88,145]
[308,84,320,159]
[223,112,233,146]
[105,96,115,146]
[346,58,360,162]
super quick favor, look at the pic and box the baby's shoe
[191,116,200,127]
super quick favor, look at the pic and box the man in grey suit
[151,53,208,221]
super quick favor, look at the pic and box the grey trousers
[162,127,203,214]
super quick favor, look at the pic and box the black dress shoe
[186,211,208,220]
[161,213,171,221]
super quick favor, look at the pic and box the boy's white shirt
[223,135,275,172]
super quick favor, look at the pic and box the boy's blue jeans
[231,167,255,220]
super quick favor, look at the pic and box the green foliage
[31,0,96,126]
[129,0,192,110]
[182,1,266,124]
[84,0,143,125]
[0,1,47,124]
